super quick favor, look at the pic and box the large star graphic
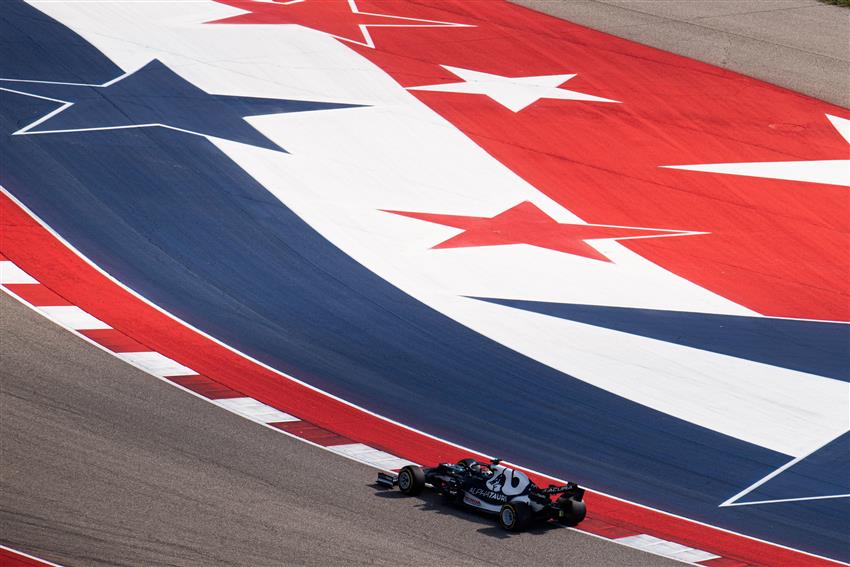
[662,114,850,187]
[209,0,472,49]
[383,201,702,262]
[0,59,361,151]
[407,65,619,112]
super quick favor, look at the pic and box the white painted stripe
[39,305,111,330]
[615,534,721,563]
[721,430,850,507]
[724,493,850,507]
[662,159,849,188]
[212,397,299,424]
[0,260,38,284]
[327,443,417,470]
[116,351,197,377]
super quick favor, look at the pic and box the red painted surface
[2,193,841,567]
[210,0,465,45]
[167,374,244,400]
[272,421,354,447]
[0,547,59,567]
[579,517,637,540]
[703,558,751,567]
[213,0,849,320]
[384,201,697,262]
[4,284,71,306]
[80,328,148,353]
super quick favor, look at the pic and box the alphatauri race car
[377,458,586,531]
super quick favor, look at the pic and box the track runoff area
[1,0,847,566]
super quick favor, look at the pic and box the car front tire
[498,501,532,531]
[398,465,426,495]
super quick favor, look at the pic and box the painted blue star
[0,59,362,151]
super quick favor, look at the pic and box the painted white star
[407,65,619,112]
[662,114,850,187]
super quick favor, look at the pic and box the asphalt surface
[512,0,850,107]
[0,294,677,567]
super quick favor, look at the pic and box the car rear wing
[540,482,585,500]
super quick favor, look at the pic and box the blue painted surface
[1,59,360,151]
[740,431,850,503]
[2,2,847,560]
[473,298,850,381]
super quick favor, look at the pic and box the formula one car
[377,458,586,531]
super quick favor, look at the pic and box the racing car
[377,458,586,531]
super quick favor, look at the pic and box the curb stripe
[328,443,418,471]
[272,421,354,447]
[702,559,749,567]
[616,534,720,563]
[37,305,110,330]
[167,374,244,399]
[114,351,197,377]
[3,283,71,306]
[212,397,300,424]
[0,260,37,284]
[80,328,149,353]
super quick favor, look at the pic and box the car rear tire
[498,501,532,531]
[398,465,425,496]
[555,498,586,526]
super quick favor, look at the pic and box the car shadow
[371,482,566,539]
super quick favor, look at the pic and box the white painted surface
[39,305,111,330]
[664,159,849,187]
[664,114,850,187]
[31,2,848,457]
[408,65,618,112]
[615,534,720,563]
[827,114,850,144]
[0,260,38,284]
[212,397,300,423]
[117,351,197,377]
[328,443,416,470]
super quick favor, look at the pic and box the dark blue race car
[377,458,586,531]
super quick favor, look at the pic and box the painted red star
[210,0,471,48]
[384,201,703,262]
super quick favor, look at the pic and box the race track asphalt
[0,294,677,566]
